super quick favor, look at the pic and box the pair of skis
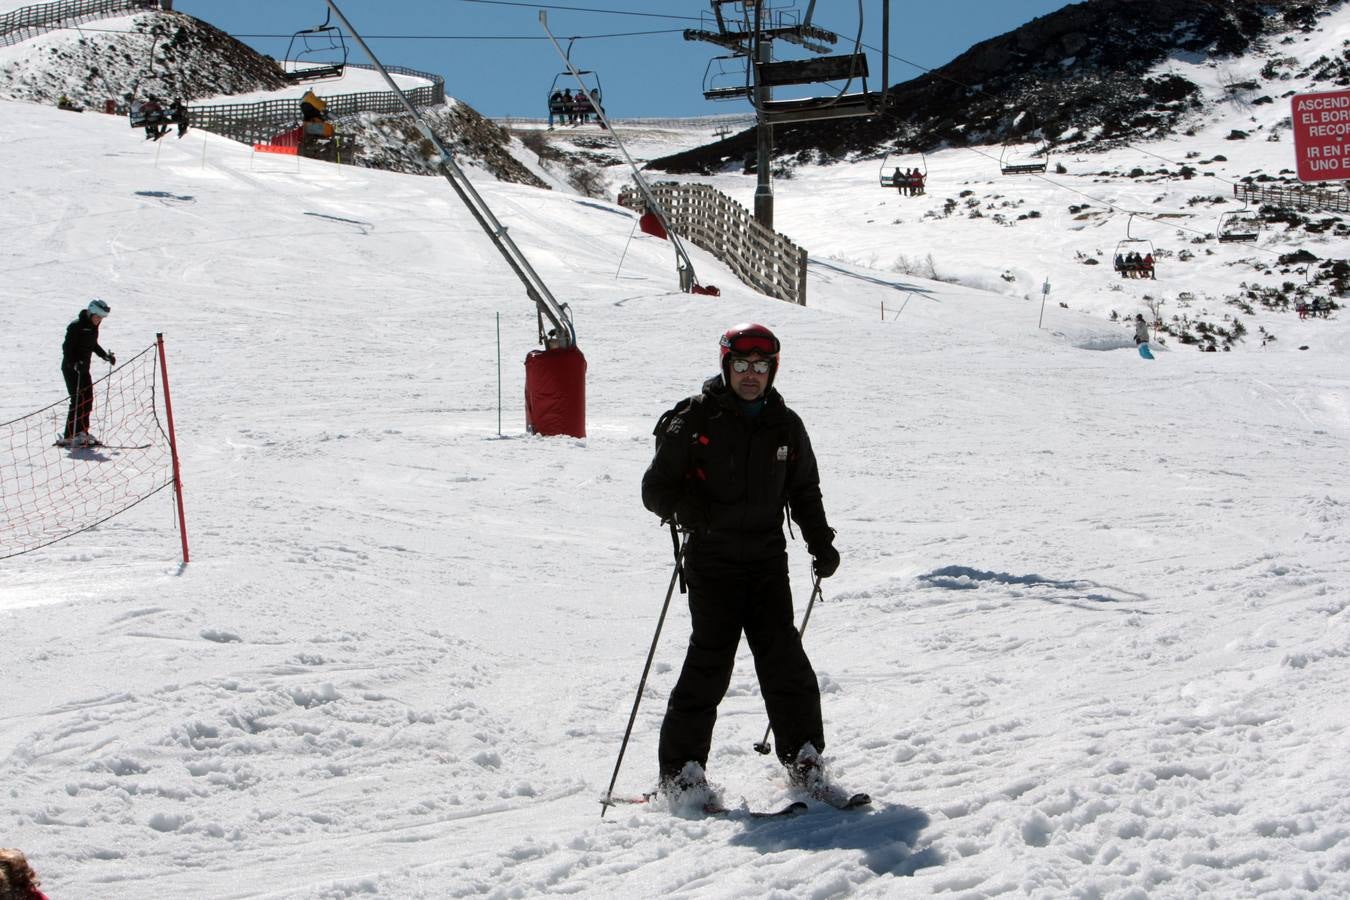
[54,438,151,450]
[606,787,870,819]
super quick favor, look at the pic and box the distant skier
[642,323,841,806]
[1133,313,1150,346]
[59,299,115,448]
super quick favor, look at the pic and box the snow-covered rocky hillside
[0,3,1348,899]
[628,4,1350,354]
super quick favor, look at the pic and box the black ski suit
[61,309,112,439]
[642,375,836,776]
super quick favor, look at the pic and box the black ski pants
[62,364,93,439]
[658,553,824,777]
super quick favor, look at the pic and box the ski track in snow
[3,8,1350,896]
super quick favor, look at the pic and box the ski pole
[600,532,688,817]
[752,573,823,756]
[669,521,686,594]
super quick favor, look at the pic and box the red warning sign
[1292,89,1350,183]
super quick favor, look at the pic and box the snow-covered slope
[0,9,1348,900]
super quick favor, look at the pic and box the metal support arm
[324,0,574,348]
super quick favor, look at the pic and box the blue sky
[170,1,1075,118]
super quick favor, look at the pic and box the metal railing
[0,0,160,48]
[621,182,808,305]
[187,64,445,146]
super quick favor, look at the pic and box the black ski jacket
[643,376,832,567]
[62,310,111,372]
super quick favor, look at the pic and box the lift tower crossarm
[322,0,574,348]
[682,29,752,52]
[685,25,833,51]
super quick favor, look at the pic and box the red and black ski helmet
[719,322,780,386]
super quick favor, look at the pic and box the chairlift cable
[458,0,701,21]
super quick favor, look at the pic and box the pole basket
[0,336,189,563]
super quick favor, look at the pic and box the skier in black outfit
[642,323,840,801]
[60,299,115,447]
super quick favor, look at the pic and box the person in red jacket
[0,848,50,900]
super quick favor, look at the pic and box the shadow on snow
[918,564,1150,611]
[726,802,940,877]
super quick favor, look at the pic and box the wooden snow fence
[187,65,445,147]
[1234,183,1350,214]
[0,0,160,48]
[622,182,808,306]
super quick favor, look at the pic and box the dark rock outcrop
[0,11,285,107]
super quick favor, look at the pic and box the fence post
[795,248,808,306]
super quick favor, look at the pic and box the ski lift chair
[879,149,926,194]
[1217,205,1261,243]
[999,139,1049,175]
[281,10,349,83]
[702,55,753,101]
[128,96,188,139]
[1113,214,1157,280]
[546,70,602,122]
[546,34,603,124]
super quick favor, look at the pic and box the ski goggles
[720,332,780,356]
[728,357,773,374]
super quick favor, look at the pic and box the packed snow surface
[2,11,1350,898]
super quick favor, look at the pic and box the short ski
[800,784,872,810]
[604,794,807,819]
[55,440,151,450]
[820,791,872,810]
[705,800,808,819]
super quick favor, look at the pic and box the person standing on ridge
[641,323,842,807]
[59,299,115,448]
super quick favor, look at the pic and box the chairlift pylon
[1113,213,1157,280]
[691,0,887,126]
[281,9,349,84]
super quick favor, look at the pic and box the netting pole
[157,333,190,564]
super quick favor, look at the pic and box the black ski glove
[806,528,839,579]
[672,496,708,533]
[107,352,116,366]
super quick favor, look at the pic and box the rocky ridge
[651,0,1349,173]
[0,7,543,186]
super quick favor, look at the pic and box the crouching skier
[641,323,844,811]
